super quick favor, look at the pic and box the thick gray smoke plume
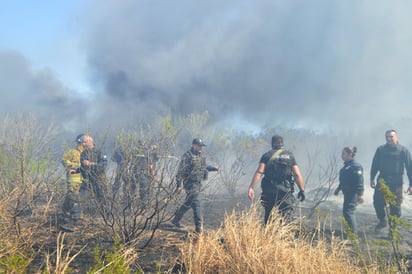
[2,1,412,136]
[78,1,412,131]
[0,51,87,128]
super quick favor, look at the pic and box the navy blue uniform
[337,159,364,233]
[370,144,412,220]
[260,148,297,224]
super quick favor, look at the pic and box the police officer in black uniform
[248,135,305,224]
[334,146,364,234]
[370,129,412,232]
[172,138,220,233]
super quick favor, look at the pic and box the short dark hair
[343,146,357,157]
[271,135,284,148]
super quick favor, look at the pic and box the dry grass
[43,232,86,274]
[179,205,380,274]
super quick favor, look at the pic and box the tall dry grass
[179,205,379,274]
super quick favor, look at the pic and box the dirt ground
[21,191,412,273]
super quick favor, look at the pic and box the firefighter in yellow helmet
[59,134,87,232]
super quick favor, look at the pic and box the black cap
[192,138,206,146]
[271,135,284,148]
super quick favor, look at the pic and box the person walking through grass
[370,129,412,232]
[172,138,220,233]
[334,146,364,235]
[248,135,305,224]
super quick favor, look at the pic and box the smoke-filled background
[3,0,412,217]
[2,1,412,163]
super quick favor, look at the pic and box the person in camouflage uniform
[172,138,219,233]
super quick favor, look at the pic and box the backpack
[265,149,293,185]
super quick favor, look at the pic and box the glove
[297,190,305,202]
[334,188,340,196]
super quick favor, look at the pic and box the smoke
[0,51,88,130]
[4,0,412,213]
[74,0,412,132]
[2,1,412,137]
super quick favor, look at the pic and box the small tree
[305,146,340,218]
[0,113,60,272]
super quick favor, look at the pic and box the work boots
[171,218,183,228]
[374,219,387,232]
[195,224,203,234]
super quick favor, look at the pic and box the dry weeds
[179,205,380,274]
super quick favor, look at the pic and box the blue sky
[0,1,89,94]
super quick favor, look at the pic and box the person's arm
[292,165,306,201]
[206,165,220,172]
[292,165,304,192]
[403,148,412,195]
[355,165,365,203]
[248,163,265,200]
[62,149,77,168]
[62,149,81,174]
[148,163,156,181]
[334,184,341,196]
[175,153,190,189]
[370,148,380,188]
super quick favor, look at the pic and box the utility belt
[263,178,294,193]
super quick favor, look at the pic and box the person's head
[81,134,94,150]
[385,129,398,145]
[150,144,158,152]
[271,135,284,149]
[342,146,357,161]
[192,138,206,153]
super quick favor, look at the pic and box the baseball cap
[192,138,206,146]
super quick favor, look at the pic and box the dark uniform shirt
[338,159,364,196]
[260,148,297,193]
[370,144,412,187]
[176,147,218,189]
[80,149,107,182]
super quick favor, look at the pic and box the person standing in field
[248,135,305,224]
[172,138,220,233]
[60,134,87,232]
[370,129,412,232]
[80,135,108,202]
[334,146,364,234]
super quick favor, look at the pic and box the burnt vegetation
[0,112,411,273]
